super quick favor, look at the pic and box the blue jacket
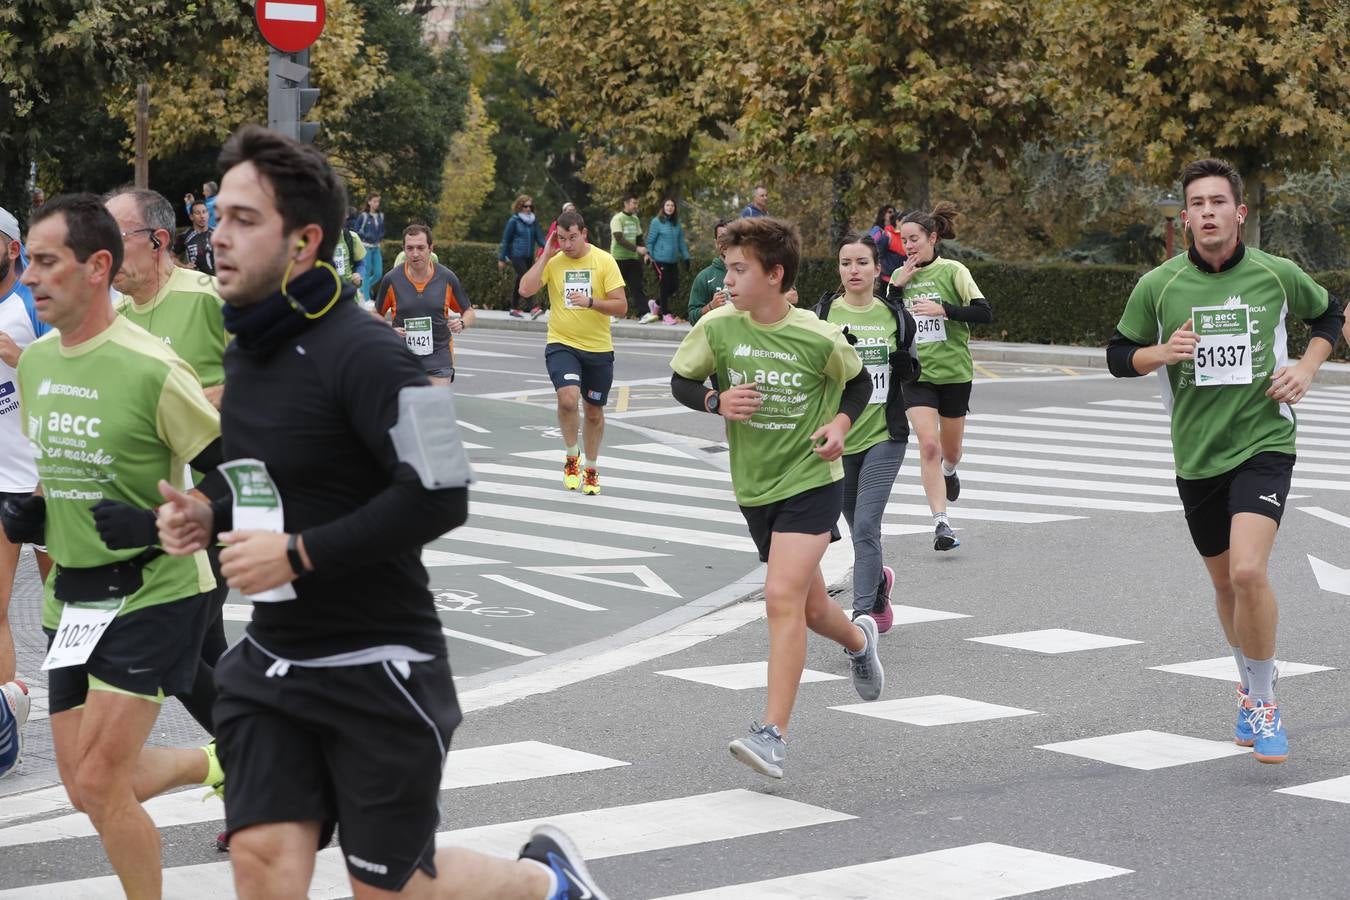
[355,211,385,246]
[13,246,51,337]
[499,214,546,261]
[645,217,690,264]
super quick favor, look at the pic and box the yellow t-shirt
[542,246,626,353]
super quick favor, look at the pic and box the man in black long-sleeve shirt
[156,126,609,900]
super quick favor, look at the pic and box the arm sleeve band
[1305,294,1345,346]
[837,368,871,423]
[671,373,713,412]
[1107,330,1147,378]
[943,297,992,324]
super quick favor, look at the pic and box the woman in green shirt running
[815,233,920,633]
[888,203,992,552]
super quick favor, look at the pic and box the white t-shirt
[0,290,41,492]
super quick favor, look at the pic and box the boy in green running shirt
[1109,158,1344,766]
[670,216,885,779]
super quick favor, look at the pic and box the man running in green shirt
[1109,158,1344,765]
[670,216,884,779]
[8,194,227,896]
[610,193,647,317]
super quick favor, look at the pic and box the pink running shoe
[871,565,895,634]
[662,314,677,325]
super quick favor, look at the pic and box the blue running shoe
[0,680,30,780]
[1245,700,1289,764]
[518,823,611,900]
[1234,685,1255,747]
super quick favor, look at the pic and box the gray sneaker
[729,721,786,779]
[848,614,885,701]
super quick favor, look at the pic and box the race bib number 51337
[1192,304,1252,387]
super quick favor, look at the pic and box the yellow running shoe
[201,739,225,801]
[563,454,582,490]
[582,467,600,495]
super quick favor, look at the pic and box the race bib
[42,600,125,670]
[563,270,592,309]
[1192,305,1252,387]
[914,315,947,345]
[220,459,297,603]
[404,316,434,356]
[855,343,889,404]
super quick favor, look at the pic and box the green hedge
[391,240,1348,360]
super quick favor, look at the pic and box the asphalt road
[2,325,1348,897]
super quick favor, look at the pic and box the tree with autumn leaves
[516,0,1348,255]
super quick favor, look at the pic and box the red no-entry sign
[256,0,326,53]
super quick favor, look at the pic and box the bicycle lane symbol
[434,589,534,619]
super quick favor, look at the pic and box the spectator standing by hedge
[687,219,731,325]
[355,192,385,300]
[643,198,690,324]
[887,202,992,553]
[498,195,546,318]
[610,193,648,318]
[868,205,906,287]
[740,186,769,218]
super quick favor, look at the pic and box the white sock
[934,512,949,527]
[1246,655,1277,704]
[1231,646,1249,691]
[941,461,957,477]
[524,859,559,898]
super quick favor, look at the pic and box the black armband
[671,372,715,412]
[1107,330,1147,378]
[943,298,992,324]
[837,368,871,423]
[1305,294,1345,347]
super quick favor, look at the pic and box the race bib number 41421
[1192,305,1252,387]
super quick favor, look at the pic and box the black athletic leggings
[655,262,681,315]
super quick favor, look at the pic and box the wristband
[286,533,307,576]
[587,296,594,308]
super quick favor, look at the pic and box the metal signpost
[256,1,327,143]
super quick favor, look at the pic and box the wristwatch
[286,533,307,576]
[705,391,720,414]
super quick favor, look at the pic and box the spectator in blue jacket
[355,192,386,298]
[739,185,769,218]
[498,194,547,317]
[642,198,691,323]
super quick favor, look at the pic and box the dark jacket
[812,292,921,442]
[499,214,546,261]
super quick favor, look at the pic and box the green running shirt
[115,266,228,388]
[18,318,220,628]
[890,257,982,384]
[671,304,862,507]
[827,298,897,456]
[1116,247,1330,480]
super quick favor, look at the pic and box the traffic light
[267,50,321,144]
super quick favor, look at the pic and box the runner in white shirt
[0,207,53,771]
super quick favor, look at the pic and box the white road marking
[479,573,606,612]
[1149,657,1333,681]
[440,626,543,657]
[656,661,845,689]
[519,564,681,597]
[831,695,1038,727]
[966,629,1142,654]
[1037,730,1249,770]
[444,526,665,560]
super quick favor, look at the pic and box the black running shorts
[214,638,462,891]
[545,343,615,406]
[1175,451,1295,558]
[740,480,844,563]
[44,592,210,714]
[901,380,972,418]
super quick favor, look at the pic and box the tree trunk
[830,170,854,250]
[134,83,150,189]
[1242,170,1266,250]
[898,148,931,215]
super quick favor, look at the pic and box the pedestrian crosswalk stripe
[966,422,1176,448]
[0,791,855,899]
[610,442,704,458]
[650,842,1132,899]
[1037,730,1249,770]
[514,451,732,483]
[891,605,971,624]
[1148,657,1333,681]
[831,695,1039,726]
[888,481,1181,513]
[656,661,845,689]
[445,526,666,560]
[1275,776,1350,805]
[0,783,78,827]
[883,502,1081,524]
[519,565,681,597]
[967,629,1142,654]
[961,435,1178,464]
[437,740,629,790]
[474,463,738,503]
[0,788,222,850]
[469,500,757,553]
[473,479,744,524]
[423,548,507,567]
[954,469,1180,497]
[978,412,1172,436]
[955,451,1175,480]
[1299,506,1350,529]
[1033,404,1350,431]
